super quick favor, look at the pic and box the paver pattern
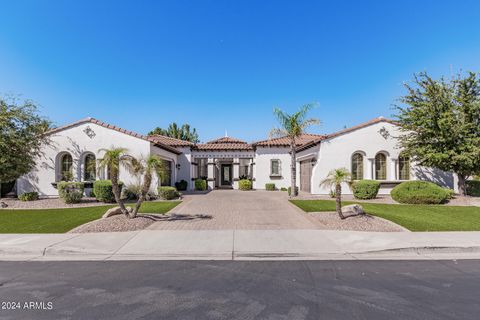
[148,190,320,230]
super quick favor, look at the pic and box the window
[398,155,410,180]
[84,154,96,181]
[160,160,172,186]
[375,153,387,180]
[239,158,251,179]
[351,153,364,180]
[60,153,73,181]
[196,158,208,179]
[270,159,281,176]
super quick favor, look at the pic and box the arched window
[60,153,73,181]
[84,154,96,181]
[375,153,387,180]
[398,154,410,180]
[351,153,364,180]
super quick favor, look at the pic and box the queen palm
[270,103,320,197]
[320,168,351,219]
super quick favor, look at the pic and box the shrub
[57,181,85,204]
[265,183,276,191]
[195,178,207,191]
[352,180,380,200]
[158,186,179,200]
[175,180,188,191]
[391,181,449,204]
[239,179,252,191]
[122,184,141,200]
[287,186,298,196]
[444,188,455,199]
[280,187,287,191]
[18,192,39,201]
[93,180,123,203]
[466,180,480,197]
[329,190,336,198]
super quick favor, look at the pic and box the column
[232,157,240,189]
[367,158,375,180]
[207,159,215,190]
[390,158,398,180]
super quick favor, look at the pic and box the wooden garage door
[300,160,312,193]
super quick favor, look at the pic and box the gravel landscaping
[311,212,406,232]
[0,197,107,209]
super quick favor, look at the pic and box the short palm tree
[270,103,320,197]
[320,168,351,219]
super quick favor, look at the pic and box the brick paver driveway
[147,190,320,230]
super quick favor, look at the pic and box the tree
[0,97,51,185]
[320,168,351,219]
[395,71,480,195]
[270,104,320,197]
[148,122,199,143]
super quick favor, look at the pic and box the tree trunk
[457,174,467,196]
[336,184,345,219]
[290,138,297,197]
[110,168,129,217]
[131,172,152,219]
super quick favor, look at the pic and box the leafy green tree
[148,122,199,143]
[270,104,320,197]
[0,97,51,186]
[395,71,480,195]
[320,168,351,219]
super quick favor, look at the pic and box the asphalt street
[0,260,479,319]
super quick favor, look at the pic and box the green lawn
[0,201,181,234]
[290,199,480,232]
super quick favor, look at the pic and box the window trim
[351,152,364,180]
[270,159,282,177]
[375,152,387,180]
[398,154,410,181]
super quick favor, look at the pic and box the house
[16,116,457,197]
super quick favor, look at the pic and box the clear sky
[1,0,480,142]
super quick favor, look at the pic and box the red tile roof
[148,134,194,147]
[205,136,248,144]
[252,133,325,147]
[192,136,253,151]
[47,117,182,155]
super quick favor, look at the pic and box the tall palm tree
[270,103,320,197]
[320,168,351,219]
[130,155,167,218]
[97,147,136,217]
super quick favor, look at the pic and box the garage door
[300,160,312,193]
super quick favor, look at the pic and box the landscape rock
[341,204,365,215]
[102,206,132,219]
[0,201,8,208]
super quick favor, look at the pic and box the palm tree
[320,168,351,219]
[129,155,167,218]
[97,147,135,217]
[270,104,320,197]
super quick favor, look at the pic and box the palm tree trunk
[132,172,152,219]
[110,169,129,217]
[336,183,345,219]
[290,138,297,197]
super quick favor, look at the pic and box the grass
[0,201,181,234]
[290,199,480,232]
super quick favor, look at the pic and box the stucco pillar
[207,159,215,190]
[390,158,398,180]
[367,158,375,180]
[232,157,240,189]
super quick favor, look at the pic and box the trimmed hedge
[18,192,39,201]
[466,180,480,197]
[280,187,287,191]
[195,178,207,191]
[352,180,380,200]
[265,183,276,191]
[93,180,123,203]
[175,180,188,191]
[57,181,85,204]
[391,181,449,204]
[288,186,299,196]
[158,186,179,200]
[239,179,252,191]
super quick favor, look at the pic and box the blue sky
[1,0,480,142]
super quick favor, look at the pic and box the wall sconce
[176,164,181,170]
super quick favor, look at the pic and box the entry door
[221,164,232,186]
[300,160,312,193]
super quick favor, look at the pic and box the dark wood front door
[300,160,312,193]
[221,164,232,186]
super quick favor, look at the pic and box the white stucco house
[16,116,457,197]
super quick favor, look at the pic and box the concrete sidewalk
[1,230,480,261]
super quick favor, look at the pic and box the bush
[280,187,287,191]
[352,180,380,200]
[57,181,85,204]
[329,190,336,198]
[444,188,455,199]
[265,183,276,191]
[93,180,123,203]
[466,180,480,197]
[391,181,449,204]
[18,192,39,201]
[195,178,207,191]
[239,179,252,191]
[175,180,188,191]
[287,186,298,196]
[158,186,179,200]
[122,184,141,200]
